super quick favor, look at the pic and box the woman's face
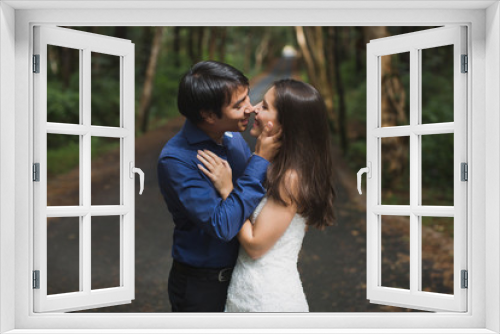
[250,87,281,138]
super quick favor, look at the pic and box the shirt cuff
[244,154,269,182]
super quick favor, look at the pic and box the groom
[157,61,279,312]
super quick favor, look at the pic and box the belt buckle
[218,268,232,282]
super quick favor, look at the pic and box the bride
[196,79,337,312]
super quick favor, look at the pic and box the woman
[197,79,337,312]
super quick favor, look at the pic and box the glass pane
[91,216,121,290]
[47,217,80,295]
[47,134,80,206]
[421,45,454,124]
[47,45,80,124]
[380,52,410,127]
[421,134,454,206]
[381,136,410,205]
[381,215,410,290]
[421,217,454,294]
[91,52,120,127]
[91,137,121,206]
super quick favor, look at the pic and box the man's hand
[254,121,281,162]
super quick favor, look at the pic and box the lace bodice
[225,197,309,312]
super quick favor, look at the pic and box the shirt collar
[182,119,232,146]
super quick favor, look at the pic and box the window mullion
[78,48,84,293]
[82,47,92,294]
[409,48,420,294]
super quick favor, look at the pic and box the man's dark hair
[177,61,249,124]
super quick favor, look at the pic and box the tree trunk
[139,27,154,82]
[61,47,73,87]
[325,27,338,135]
[188,27,196,64]
[294,26,317,87]
[197,27,205,62]
[208,27,218,60]
[138,27,165,133]
[333,27,348,155]
[311,27,334,116]
[173,27,181,67]
[219,27,227,62]
[295,27,336,128]
[254,29,270,73]
[354,27,364,75]
[243,29,253,73]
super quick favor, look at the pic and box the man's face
[213,86,254,133]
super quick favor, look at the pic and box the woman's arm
[237,170,299,260]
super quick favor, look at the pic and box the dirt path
[45,58,453,313]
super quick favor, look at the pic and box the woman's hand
[197,149,233,200]
[254,121,282,162]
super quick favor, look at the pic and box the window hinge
[33,54,40,73]
[461,270,468,289]
[461,54,468,73]
[33,270,40,289]
[33,163,40,182]
[461,162,468,181]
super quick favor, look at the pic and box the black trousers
[168,261,232,312]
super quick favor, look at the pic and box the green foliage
[91,53,121,127]
[91,137,121,158]
[421,133,454,190]
[47,76,80,126]
[345,140,367,172]
[47,138,79,176]
[46,137,121,176]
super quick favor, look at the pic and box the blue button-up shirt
[157,119,269,268]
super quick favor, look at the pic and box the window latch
[357,162,372,195]
[129,162,145,195]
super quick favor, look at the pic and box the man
[157,61,279,312]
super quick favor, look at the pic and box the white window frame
[0,1,499,333]
[365,26,468,312]
[33,26,136,313]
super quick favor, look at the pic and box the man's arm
[159,154,268,242]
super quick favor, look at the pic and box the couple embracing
[157,61,337,312]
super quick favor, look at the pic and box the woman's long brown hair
[265,79,337,230]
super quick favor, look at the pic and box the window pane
[381,215,410,290]
[47,45,80,124]
[421,134,454,206]
[381,136,410,205]
[91,52,120,127]
[91,137,121,206]
[91,216,121,290]
[47,217,80,295]
[380,52,410,127]
[421,217,454,294]
[47,134,80,206]
[421,45,454,124]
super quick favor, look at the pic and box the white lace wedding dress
[225,197,309,312]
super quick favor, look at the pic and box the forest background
[45,26,455,312]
